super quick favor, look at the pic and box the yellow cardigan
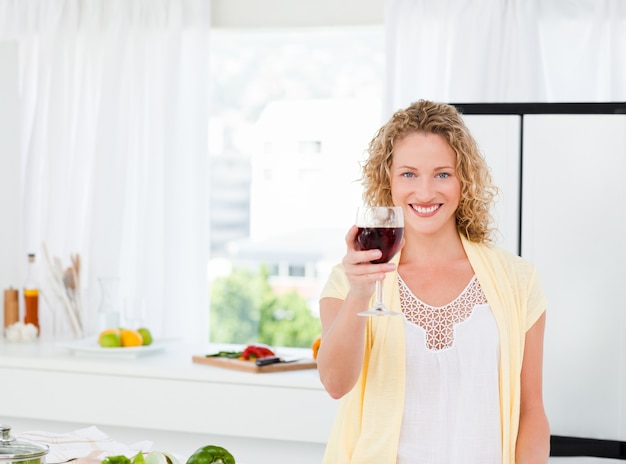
[320,235,547,464]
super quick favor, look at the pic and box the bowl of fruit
[59,327,163,358]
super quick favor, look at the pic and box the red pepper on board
[240,344,275,360]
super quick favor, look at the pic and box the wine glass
[355,206,404,316]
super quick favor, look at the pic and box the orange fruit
[312,336,321,359]
[120,329,143,347]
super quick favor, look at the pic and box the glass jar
[96,277,121,331]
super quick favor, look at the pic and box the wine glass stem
[375,280,384,309]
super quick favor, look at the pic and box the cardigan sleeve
[320,263,350,300]
[524,264,547,330]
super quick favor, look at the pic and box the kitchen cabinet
[0,340,336,464]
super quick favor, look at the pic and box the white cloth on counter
[18,426,153,463]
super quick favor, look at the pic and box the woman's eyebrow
[393,165,455,170]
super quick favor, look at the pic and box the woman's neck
[399,227,466,266]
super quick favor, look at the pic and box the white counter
[0,338,338,464]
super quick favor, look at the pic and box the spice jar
[3,288,19,329]
[0,425,49,464]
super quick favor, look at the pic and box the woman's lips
[410,204,441,216]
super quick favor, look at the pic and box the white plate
[59,337,165,358]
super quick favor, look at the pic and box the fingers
[338,224,397,307]
[345,225,359,250]
[344,249,382,266]
[342,224,396,289]
[344,226,378,266]
[347,262,396,280]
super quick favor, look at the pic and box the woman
[317,100,549,463]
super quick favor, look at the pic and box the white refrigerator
[463,107,626,462]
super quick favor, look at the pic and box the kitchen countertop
[0,337,324,389]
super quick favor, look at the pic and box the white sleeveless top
[396,275,502,464]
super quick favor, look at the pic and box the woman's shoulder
[469,241,545,309]
[471,240,537,274]
[484,243,522,260]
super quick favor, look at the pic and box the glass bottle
[97,277,121,331]
[23,253,40,334]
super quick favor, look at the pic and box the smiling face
[362,100,497,243]
[390,131,461,238]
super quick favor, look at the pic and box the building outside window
[207,26,384,347]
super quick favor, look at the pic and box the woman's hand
[341,225,398,301]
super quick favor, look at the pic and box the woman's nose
[414,178,435,201]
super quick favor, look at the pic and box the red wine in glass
[355,206,404,316]
[356,227,404,264]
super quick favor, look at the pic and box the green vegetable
[102,456,132,464]
[206,351,243,359]
[144,451,180,464]
[185,445,235,464]
[21,460,41,464]
[132,452,146,464]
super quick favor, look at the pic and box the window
[207,26,384,347]
[288,264,306,278]
[298,140,322,155]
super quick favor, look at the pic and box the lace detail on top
[399,275,488,351]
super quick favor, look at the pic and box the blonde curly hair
[361,99,498,243]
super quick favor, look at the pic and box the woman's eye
[402,172,415,178]
[436,172,450,179]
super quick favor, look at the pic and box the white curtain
[384,0,626,114]
[0,0,210,342]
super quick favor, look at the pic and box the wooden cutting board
[192,355,318,373]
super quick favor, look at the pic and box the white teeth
[412,204,439,214]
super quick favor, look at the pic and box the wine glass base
[357,308,402,317]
